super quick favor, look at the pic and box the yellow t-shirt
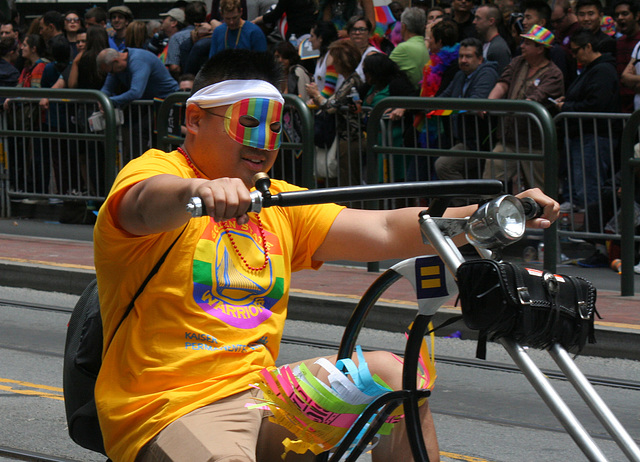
[93,149,344,462]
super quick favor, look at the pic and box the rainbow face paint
[223,98,283,151]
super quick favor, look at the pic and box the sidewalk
[0,219,639,359]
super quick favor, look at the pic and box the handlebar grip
[187,174,268,218]
[520,197,543,220]
[186,191,263,218]
[186,197,205,217]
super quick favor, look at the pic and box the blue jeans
[569,135,613,208]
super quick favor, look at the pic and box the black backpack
[63,229,184,454]
[63,279,107,454]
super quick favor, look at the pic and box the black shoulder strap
[112,226,187,334]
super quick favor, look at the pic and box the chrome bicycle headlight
[465,195,526,249]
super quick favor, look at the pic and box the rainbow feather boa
[419,43,460,98]
[414,43,460,137]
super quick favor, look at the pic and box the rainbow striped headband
[187,80,284,150]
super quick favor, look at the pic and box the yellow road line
[595,320,640,330]
[0,377,63,392]
[0,256,94,270]
[291,288,457,308]
[0,384,64,401]
[0,377,64,401]
[440,451,494,461]
[290,288,362,300]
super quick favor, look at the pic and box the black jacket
[562,53,619,137]
[594,29,616,55]
[0,58,18,87]
[439,60,500,149]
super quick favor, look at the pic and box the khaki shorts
[136,388,273,462]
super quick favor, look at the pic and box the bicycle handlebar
[520,196,544,221]
[186,175,505,218]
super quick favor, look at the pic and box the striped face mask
[187,79,286,151]
[223,98,283,150]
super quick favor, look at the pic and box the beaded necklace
[177,146,269,272]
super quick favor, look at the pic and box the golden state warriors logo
[192,219,285,329]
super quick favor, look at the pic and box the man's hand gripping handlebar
[186,173,272,218]
[518,196,544,221]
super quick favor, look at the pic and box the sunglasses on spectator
[350,27,369,33]
[66,17,80,23]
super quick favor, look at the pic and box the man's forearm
[118,174,207,236]
[117,174,255,236]
[488,82,508,99]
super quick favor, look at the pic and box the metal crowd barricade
[154,91,189,153]
[309,105,421,209]
[0,115,5,217]
[269,94,316,189]
[156,93,316,188]
[309,104,371,207]
[620,110,640,296]
[365,96,559,272]
[120,99,156,167]
[553,112,629,252]
[7,90,640,293]
[0,88,118,217]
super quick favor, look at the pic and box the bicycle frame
[189,178,640,461]
[329,209,640,462]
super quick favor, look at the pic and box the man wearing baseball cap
[152,7,186,68]
[483,24,564,191]
[166,2,208,78]
[160,7,186,31]
[108,5,133,51]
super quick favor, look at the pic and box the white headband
[186,79,284,108]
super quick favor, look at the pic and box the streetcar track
[431,409,639,444]
[0,445,78,462]
[281,335,640,392]
[0,343,63,358]
[3,299,640,392]
[0,299,73,314]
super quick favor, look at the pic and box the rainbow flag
[425,109,467,118]
[157,43,168,64]
[374,5,396,37]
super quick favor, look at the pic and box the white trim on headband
[186,79,284,108]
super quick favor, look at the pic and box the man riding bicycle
[93,49,559,462]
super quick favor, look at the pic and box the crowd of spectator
[0,0,639,264]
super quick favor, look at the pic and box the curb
[2,262,639,360]
[286,291,640,361]
[0,260,95,295]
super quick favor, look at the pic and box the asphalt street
[1,286,639,462]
